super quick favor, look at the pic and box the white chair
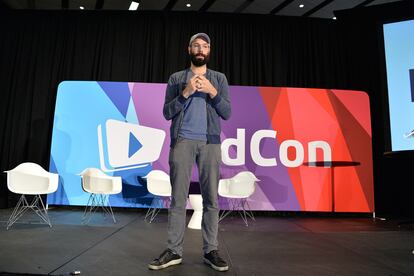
[4,162,59,230]
[188,194,203,230]
[79,168,122,224]
[218,171,260,226]
[144,170,171,223]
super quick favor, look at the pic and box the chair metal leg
[145,197,161,223]
[243,199,255,221]
[6,194,52,230]
[82,193,94,219]
[219,198,236,222]
[7,195,28,230]
[82,194,97,224]
[238,199,249,227]
[144,207,153,222]
[32,194,52,227]
[219,198,254,227]
[148,207,162,223]
[144,208,152,222]
[145,197,168,223]
[101,194,116,223]
[145,197,157,223]
[82,193,116,224]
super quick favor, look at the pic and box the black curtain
[0,5,408,215]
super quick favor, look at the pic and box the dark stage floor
[0,207,413,276]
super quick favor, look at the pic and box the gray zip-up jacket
[163,68,232,147]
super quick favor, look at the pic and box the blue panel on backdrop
[48,81,166,208]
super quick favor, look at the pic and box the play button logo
[97,119,166,172]
[128,132,143,158]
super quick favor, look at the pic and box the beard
[190,52,210,67]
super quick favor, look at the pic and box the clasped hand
[183,75,217,98]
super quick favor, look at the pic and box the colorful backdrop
[48,81,374,212]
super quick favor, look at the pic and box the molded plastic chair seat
[79,168,122,224]
[188,194,203,229]
[82,176,121,194]
[144,170,172,223]
[4,162,59,230]
[218,171,260,226]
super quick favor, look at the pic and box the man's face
[188,38,210,67]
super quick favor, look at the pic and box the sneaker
[203,250,229,272]
[148,249,182,270]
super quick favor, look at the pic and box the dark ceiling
[0,0,404,19]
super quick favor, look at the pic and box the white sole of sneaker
[148,258,182,270]
[203,257,229,272]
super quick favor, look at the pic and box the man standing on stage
[148,33,231,272]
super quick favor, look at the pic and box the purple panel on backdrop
[131,83,171,173]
